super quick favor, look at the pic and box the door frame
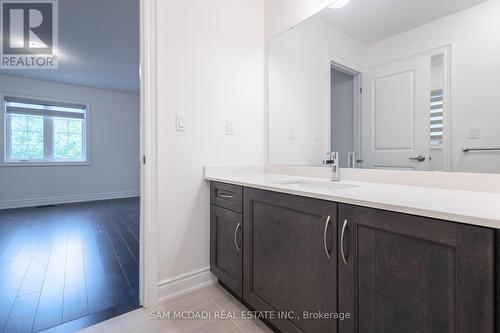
[329,54,364,166]
[433,46,452,172]
[139,0,159,308]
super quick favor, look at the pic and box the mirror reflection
[268,0,500,173]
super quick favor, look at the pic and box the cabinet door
[210,205,243,297]
[243,188,337,333]
[338,204,494,333]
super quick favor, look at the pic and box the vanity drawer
[210,182,243,213]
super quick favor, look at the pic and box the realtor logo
[1,0,58,69]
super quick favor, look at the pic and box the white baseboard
[0,191,139,210]
[158,267,217,304]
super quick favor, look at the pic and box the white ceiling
[0,0,139,94]
[317,0,488,45]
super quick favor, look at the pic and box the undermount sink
[273,180,360,190]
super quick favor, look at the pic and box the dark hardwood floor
[0,198,140,333]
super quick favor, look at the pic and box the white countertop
[205,172,500,229]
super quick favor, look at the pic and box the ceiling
[317,0,488,45]
[0,0,140,94]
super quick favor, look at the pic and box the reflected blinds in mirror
[430,89,444,146]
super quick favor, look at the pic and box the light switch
[288,128,295,140]
[469,126,480,139]
[176,113,186,132]
[226,120,234,135]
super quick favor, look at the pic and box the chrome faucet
[323,152,339,182]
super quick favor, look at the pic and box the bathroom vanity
[204,0,500,331]
[207,172,500,333]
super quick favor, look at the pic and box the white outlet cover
[226,120,234,135]
[469,126,480,139]
[313,130,320,141]
[176,113,186,132]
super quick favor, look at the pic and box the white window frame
[1,93,91,166]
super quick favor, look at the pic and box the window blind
[430,89,444,146]
[4,96,86,119]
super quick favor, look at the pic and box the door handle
[409,155,426,162]
[323,216,331,259]
[341,219,348,265]
[234,223,241,252]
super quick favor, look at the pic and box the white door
[361,54,431,170]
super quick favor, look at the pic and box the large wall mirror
[268,0,500,173]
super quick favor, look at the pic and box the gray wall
[0,74,140,209]
[330,67,354,167]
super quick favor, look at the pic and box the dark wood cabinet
[243,188,338,333]
[209,181,497,333]
[210,204,243,297]
[338,204,495,333]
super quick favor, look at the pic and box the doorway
[330,62,362,168]
[0,0,142,331]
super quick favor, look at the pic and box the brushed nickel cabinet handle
[234,223,241,252]
[218,193,234,199]
[323,216,331,259]
[341,219,348,265]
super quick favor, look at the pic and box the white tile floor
[78,285,273,333]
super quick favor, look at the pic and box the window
[430,89,444,146]
[3,96,88,164]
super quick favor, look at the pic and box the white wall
[365,0,500,173]
[0,75,140,208]
[268,16,364,165]
[156,0,265,285]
